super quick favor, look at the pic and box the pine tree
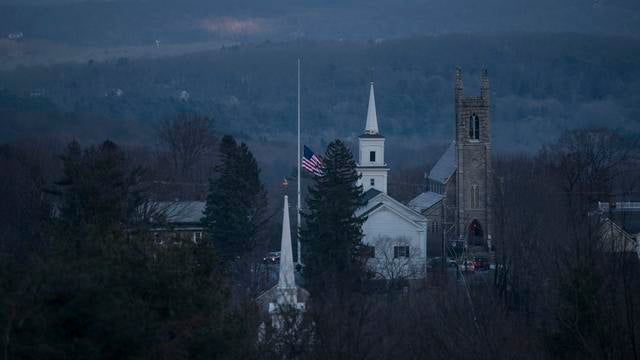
[203,135,266,265]
[302,139,365,293]
[53,140,145,255]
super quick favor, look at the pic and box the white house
[355,83,428,279]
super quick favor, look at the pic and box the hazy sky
[1,0,639,48]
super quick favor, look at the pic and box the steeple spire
[364,82,379,135]
[277,195,297,304]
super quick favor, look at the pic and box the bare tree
[157,113,217,181]
[367,236,422,283]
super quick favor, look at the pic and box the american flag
[302,145,324,176]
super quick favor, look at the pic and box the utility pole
[441,193,447,280]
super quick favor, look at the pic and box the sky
[1,0,639,49]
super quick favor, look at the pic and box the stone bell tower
[455,68,492,247]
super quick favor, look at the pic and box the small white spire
[364,82,379,135]
[277,195,297,303]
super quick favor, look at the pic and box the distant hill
[0,33,639,173]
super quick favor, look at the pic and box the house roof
[408,191,444,213]
[151,201,206,224]
[609,212,640,235]
[429,141,457,184]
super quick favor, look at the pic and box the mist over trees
[1,33,639,193]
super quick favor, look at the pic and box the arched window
[469,114,480,140]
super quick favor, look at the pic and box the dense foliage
[301,139,365,293]
[203,135,267,264]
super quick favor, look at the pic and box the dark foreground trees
[0,140,252,359]
[1,128,639,360]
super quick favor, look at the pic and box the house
[355,83,428,279]
[147,201,206,244]
[597,201,640,256]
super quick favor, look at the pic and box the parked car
[474,256,490,271]
[428,257,458,270]
[263,251,280,264]
[460,260,475,273]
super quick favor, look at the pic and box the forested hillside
[1,33,640,189]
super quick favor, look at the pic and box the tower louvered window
[469,114,480,140]
[471,185,480,209]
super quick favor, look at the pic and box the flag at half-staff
[302,145,324,176]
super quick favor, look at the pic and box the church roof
[358,189,426,226]
[429,141,457,184]
[408,191,444,213]
[362,188,382,204]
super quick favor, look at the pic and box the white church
[355,84,428,279]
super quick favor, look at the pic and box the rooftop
[408,191,444,213]
[149,201,206,224]
[428,141,457,184]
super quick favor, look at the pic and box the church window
[370,151,376,162]
[370,178,375,186]
[471,185,480,209]
[394,245,410,258]
[469,114,480,140]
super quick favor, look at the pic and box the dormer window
[370,151,376,162]
[469,114,480,140]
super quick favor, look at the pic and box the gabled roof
[408,191,443,213]
[150,201,206,224]
[357,190,426,227]
[429,141,457,184]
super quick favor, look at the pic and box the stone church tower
[455,68,492,247]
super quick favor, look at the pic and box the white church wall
[362,207,427,279]
[358,139,386,167]
[357,168,389,193]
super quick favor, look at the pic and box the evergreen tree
[301,139,365,293]
[54,140,144,246]
[203,135,267,264]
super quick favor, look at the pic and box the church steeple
[277,195,297,304]
[364,82,379,135]
[268,194,305,330]
[357,83,390,194]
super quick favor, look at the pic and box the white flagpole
[297,58,303,266]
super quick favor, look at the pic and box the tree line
[1,111,640,358]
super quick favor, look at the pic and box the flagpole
[297,58,303,266]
